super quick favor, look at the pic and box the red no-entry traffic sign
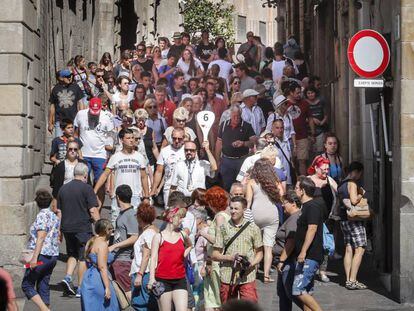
[347,29,390,78]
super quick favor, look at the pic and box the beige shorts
[262,223,279,247]
[296,138,310,160]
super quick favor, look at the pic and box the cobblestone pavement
[22,205,414,311]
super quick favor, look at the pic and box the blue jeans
[292,259,319,296]
[131,272,158,311]
[220,156,245,192]
[21,255,58,305]
[277,260,302,311]
[83,156,106,183]
[54,121,63,138]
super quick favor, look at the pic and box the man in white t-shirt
[170,141,217,197]
[208,47,233,86]
[150,127,186,207]
[93,128,149,224]
[74,97,114,189]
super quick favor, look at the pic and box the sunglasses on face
[172,137,184,141]
[233,81,240,85]
[176,119,186,123]
[68,148,78,152]
[185,148,196,152]
[137,48,145,52]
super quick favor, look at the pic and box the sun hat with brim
[89,98,102,116]
[172,32,182,39]
[273,95,288,109]
[59,69,72,78]
[242,89,260,99]
[232,53,245,65]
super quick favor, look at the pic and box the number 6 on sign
[197,111,215,142]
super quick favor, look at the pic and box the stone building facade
[274,0,414,303]
[0,0,277,296]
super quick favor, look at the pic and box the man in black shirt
[48,69,83,138]
[196,30,215,71]
[57,162,100,297]
[135,43,158,80]
[215,104,256,191]
[292,176,323,311]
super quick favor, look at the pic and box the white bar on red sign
[354,79,384,88]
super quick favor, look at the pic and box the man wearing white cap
[240,89,266,136]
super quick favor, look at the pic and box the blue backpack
[323,224,335,256]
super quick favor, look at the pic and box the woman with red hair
[130,202,159,310]
[199,186,230,311]
[307,155,338,283]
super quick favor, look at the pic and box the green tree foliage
[179,0,235,43]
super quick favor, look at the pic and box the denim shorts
[83,156,106,182]
[292,259,319,296]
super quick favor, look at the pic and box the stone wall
[393,0,414,303]
[0,0,108,292]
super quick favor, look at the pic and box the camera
[237,255,251,278]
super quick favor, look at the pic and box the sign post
[347,29,391,158]
[197,111,215,142]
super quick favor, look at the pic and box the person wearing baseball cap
[48,68,83,138]
[89,97,102,115]
[239,89,265,137]
[73,96,114,191]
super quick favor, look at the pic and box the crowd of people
[10,30,371,311]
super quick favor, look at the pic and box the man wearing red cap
[74,97,114,198]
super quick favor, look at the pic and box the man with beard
[48,69,84,138]
[93,128,150,225]
[73,97,114,204]
[170,140,217,197]
[150,127,186,208]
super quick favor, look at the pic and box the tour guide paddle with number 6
[197,111,215,142]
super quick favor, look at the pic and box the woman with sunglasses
[144,98,168,149]
[50,141,89,202]
[228,76,241,99]
[161,107,197,148]
[152,46,163,70]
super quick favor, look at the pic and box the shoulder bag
[223,221,251,255]
[110,277,130,310]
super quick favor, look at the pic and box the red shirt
[287,99,311,140]
[155,236,186,279]
[158,100,176,126]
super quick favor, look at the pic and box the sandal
[345,281,356,290]
[353,281,367,290]
[263,276,275,283]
